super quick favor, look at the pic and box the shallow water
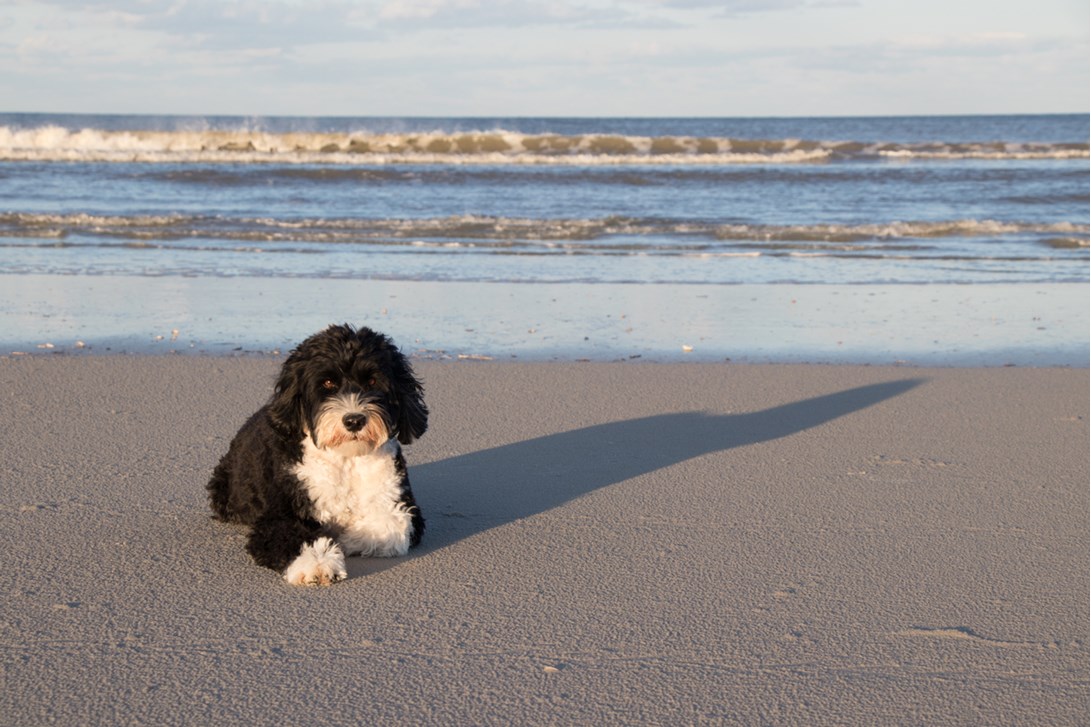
[1,113,1086,286]
[1,113,1087,363]
[2,275,1086,366]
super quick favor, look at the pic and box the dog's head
[267,324,428,455]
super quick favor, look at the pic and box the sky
[1,0,1088,117]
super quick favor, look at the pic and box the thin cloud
[795,31,1087,74]
[652,0,857,14]
[128,1,380,51]
[374,0,662,29]
[2,0,1085,115]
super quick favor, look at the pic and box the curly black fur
[207,324,427,579]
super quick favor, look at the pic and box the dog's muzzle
[310,392,392,454]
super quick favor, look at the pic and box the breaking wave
[2,212,1086,250]
[1,125,1086,165]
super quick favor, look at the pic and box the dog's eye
[321,379,338,391]
[367,377,377,388]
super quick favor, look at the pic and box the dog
[206,324,428,585]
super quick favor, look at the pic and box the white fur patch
[283,536,347,586]
[293,438,415,558]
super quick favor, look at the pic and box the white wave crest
[3,212,1086,247]
[3,125,1084,165]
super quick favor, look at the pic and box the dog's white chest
[291,439,413,557]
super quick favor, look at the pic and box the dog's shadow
[346,378,923,579]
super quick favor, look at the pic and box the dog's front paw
[283,537,347,586]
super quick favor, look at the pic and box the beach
[2,110,1087,724]
[1,355,1086,725]
[2,275,1088,366]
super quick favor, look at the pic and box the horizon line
[3,110,1088,121]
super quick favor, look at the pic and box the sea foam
[1,125,1086,165]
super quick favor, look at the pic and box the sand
[1,356,1087,725]
[3,275,1089,366]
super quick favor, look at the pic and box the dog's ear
[267,353,306,441]
[388,346,428,444]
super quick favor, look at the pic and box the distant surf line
[2,212,1085,254]
[2,125,1087,165]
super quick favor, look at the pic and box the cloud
[7,0,377,52]
[125,1,380,50]
[21,0,660,38]
[2,0,1086,116]
[651,0,857,14]
[792,31,1085,75]
[374,0,660,29]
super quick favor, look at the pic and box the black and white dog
[207,324,428,585]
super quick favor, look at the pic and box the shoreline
[1,356,1086,724]
[2,274,1087,367]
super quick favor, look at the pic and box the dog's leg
[401,482,425,549]
[282,537,346,586]
[206,460,234,521]
[246,517,346,586]
[393,450,425,548]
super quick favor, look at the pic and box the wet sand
[0,357,1087,725]
[2,274,1088,366]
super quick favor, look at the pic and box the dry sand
[1,357,1087,725]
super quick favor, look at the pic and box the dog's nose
[342,413,367,432]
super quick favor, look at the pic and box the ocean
[0,113,1088,363]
